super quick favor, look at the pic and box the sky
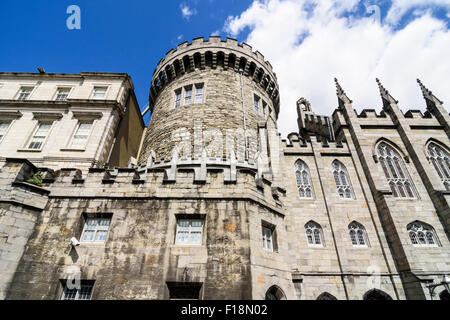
[0,0,449,137]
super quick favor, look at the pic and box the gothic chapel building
[0,37,449,300]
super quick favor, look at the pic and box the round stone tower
[139,36,280,164]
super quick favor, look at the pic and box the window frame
[68,121,94,150]
[332,160,354,200]
[0,120,12,143]
[407,221,440,247]
[184,85,193,106]
[174,89,182,108]
[295,160,314,199]
[348,222,369,247]
[305,221,324,247]
[377,141,416,198]
[426,141,450,191]
[91,86,109,100]
[25,121,54,151]
[16,86,35,101]
[61,280,95,300]
[80,217,112,243]
[175,218,204,246]
[194,84,204,104]
[261,221,277,252]
[54,87,72,102]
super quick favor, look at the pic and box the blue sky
[0,1,449,135]
[0,0,252,124]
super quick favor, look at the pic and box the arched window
[377,142,415,198]
[295,160,313,198]
[348,221,369,247]
[305,221,323,246]
[363,289,393,300]
[265,286,286,300]
[407,221,439,246]
[332,160,353,199]
[427,142,450,191]
[317,292,337,300]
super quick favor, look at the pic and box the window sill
[60,148,86,152]
[17,148,42,153]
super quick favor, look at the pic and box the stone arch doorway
[363,289,393,300]
[265,285,286,300]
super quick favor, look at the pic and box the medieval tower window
[184,86,193,105]
[174,89,181,108]
[407,221,439,246]
[81,217,111,243]
[305,221,323,246]
[262,221,277,252]
[377,142,415,198]
[332,160,353,199]
[348,221,369,247]
[427,142,450,191]
[254,95,260,115]
[175,219,203,245]
[61,280,95,300]
[194,84,204,103]
[295,159,313,198]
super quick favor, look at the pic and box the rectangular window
[81,217,111,242]
[194,84,203,104]
[28,122,52,150]
[61,280,94,300]
[17,87,33,101]
[92,87,107,99]
[176,219,203,245]
[0,121,11,142]
[262,101,267,119]
[55,88,71,101]
[184,87,193,105]
[175,89,182,108]
[70,122,92,149]
[254,96,260,115]
[262,225,274,252]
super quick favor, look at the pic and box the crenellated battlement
[149,37,280,114]
[1,158,285,213]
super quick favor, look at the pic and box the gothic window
[295,160,313,199]
[407,221,439,246]
[377,142,415,198]
[265,286,286,300]
[348,221,368,247]
[332,160,353,199]
[305,221,323,246]
[427,142,450,191]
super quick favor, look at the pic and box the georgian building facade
[0,37,448,300]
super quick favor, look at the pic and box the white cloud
[224,0,450,137]
[180,4,197,21]
[386,0,450,25]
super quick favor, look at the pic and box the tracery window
[305,221,323,246]
[348,221,368,247]
[332,160,353,199]
[427,142,450,191]
[377,142,415,198]
[407,221,439,246]
[295,160,313,198]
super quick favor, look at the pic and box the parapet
[149,37,280,116]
